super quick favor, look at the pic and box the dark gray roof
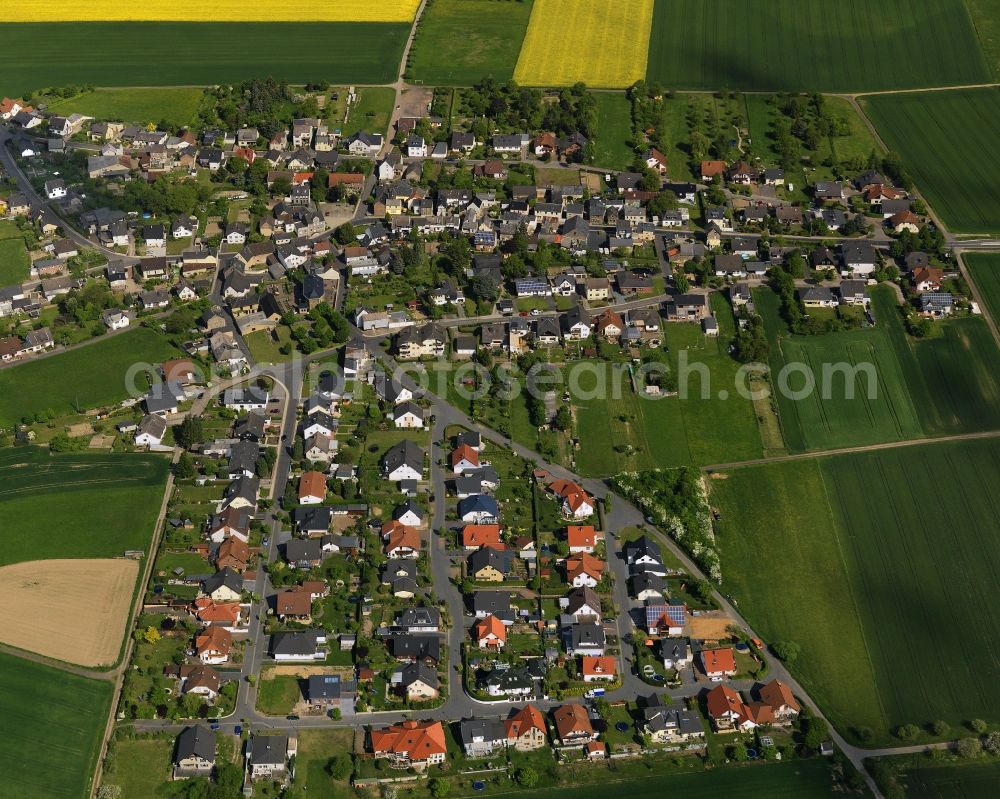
[390,634,441,663]
[202,567,242,595]
[175,725,215,764]
[248,734,287,766]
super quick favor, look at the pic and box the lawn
[296,729,355,798]
[646,0,990,92]
[256,674,302,715]
[0,236,30,286]
[755,287,923,452]
[0,650,114,799]
[964,253,1000,326]
[862,88,1000,234]
[0,326,180,426]
[407,0,535,85]
[340,87,397,138]
[245,327,293,365]
[0,446,170,567]
[99,737,174,799]
[591,92,634,171]
[514,0,653,88]
[452,758,840,799]
[45,87,203,127]
[0,23,409,95]
[712,438,1000,743]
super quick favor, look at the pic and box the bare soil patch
[0,558,138,667]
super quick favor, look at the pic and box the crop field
[755,286,1000,451]
[964,253,1000,325]
[0,650,113,799]
[713,438,1000,743]
[0,446,170,567]
[0,23,409,95]
[901,762,1000,797]
[591,93,634,170]
[0,327,179,427]
[514,0,653,88]
[966,0,1000,77]
[408,0,535,85]
[646,0,990,91]
[0,559,137,666]
[3,0,420,21]
[871,287,1000,436]
[44,87,204,127]
[862,88,1000,234]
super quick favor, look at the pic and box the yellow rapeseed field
[3,0,421,22]
[514,0,653,88]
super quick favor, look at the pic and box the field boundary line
[701,428,1000,471]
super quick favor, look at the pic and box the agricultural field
[646,0,990,92]
[514,0,653,88]
[0,327,179,427]
[44,87,204,127]
[964,253,1000,325]
[756,286,1000,451]
[871,287,1000,437]
[3,0,420,21]
[408,0,535,85]
[340,87,397,138]
[0,236,30,287]
[712,438,1000,743]
[898,762,1000,797]
[863,88,1000,234]
[0,23,409,95]
[966,0,1000,77]
[591,92,634,170]
[0,559,137,666]
[0,650,114,799]
[0,446,170,567]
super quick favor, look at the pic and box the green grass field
[756,286,1000,451]
[862,88,1000,234]
[340,87,397,138]
[713,438,1000,743]
[45,87,204,127]
[755,287,923,452]
[0,650,114,799]
[871,287,1000,436]
[257,675,302,715]
[901,762,1000,797]
[99,737,174,799]
[0,446,170,567]
[574,304,763,475]
[965,0,1000,77]
[646,0,990,92]
[464,759,839,799]
[407,0,535,85]
[0,236,30,287]
[0,327,179,426]
[591,92,634,170]
[0,23,409,95]
[965,253,1000,326]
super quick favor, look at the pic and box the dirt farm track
[0,558,137,667]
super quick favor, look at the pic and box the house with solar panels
[644,600,687,636]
